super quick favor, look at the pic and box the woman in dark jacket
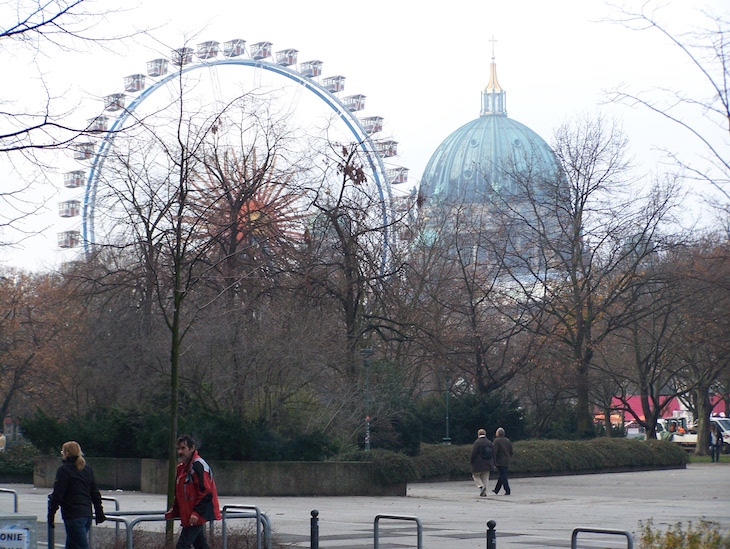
[48,441,105,549]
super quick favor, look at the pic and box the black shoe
[492,489,499,495]
[505,492,511,495]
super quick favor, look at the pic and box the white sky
[1,0,727,271]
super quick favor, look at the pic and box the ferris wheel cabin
[64,171,85,188]
[73,143,95,161]
[276,49,298,67]
[147,59,169,77]
[375,140,398,158]
[171,47,194,66]
[300,60,322,78]
[343,95,366,112]
[197,41,219,60]
[223,39,246,58]
[104,93,125,112]
[387,167,408,185]
[360,116,383,134]
[124,74,146,92]
[251,42,272,60]
[323,75,345,93]
[58,230,81,249]
[58,200,81,218]
[87,116,109,133]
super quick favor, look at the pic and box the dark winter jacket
[470,436,495,473]
[48,457,104,524]
[493,435,513,468]
[165,451,221,525]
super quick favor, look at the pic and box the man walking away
[165,435,222,549]
[492,427,513,495]
[470,428,495,497]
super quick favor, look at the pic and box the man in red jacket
[165,435,222,549]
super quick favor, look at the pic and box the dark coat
[493,436,513,468]
[48,457,104,522]
[470,436,495,473]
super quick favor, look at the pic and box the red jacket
[165,451,221,525]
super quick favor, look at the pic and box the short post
[48,522,55,549]
[486,519,497,549]
[310,509,319,549]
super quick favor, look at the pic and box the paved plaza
[2,463,729,548]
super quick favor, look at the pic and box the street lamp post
[360,348,374,451]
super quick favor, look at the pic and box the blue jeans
[63,516,91,549]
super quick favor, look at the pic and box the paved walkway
[2,463,729,548]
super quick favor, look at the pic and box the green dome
[419,58,558,205]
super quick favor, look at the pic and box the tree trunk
[694,386,711,456]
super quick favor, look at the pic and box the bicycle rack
[374,514,422,549]
[571,527,634,548]
[0,488,18,513]
[221,505,271,549]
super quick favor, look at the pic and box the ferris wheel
[58,38,409,269]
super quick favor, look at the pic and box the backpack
[480,443,493,460]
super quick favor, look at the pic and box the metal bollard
[486,519,497,549]
[48,522,55,549]
[310,509,319,549]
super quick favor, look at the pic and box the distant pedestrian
[48,441,106,549]
[711,423,722,463]
[0,431,5,452]
[470,428,495,497]
[165,434,221,549]
[492,427,513,495]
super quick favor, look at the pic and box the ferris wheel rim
[82,53,395,270]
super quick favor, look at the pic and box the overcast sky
[1,0,726,271]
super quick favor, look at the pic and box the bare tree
[499,114,680,435]
[1,1,145,248]
[609,4,730,225]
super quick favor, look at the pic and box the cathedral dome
[419,57,558,205]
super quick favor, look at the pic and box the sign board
[0,528,29,549]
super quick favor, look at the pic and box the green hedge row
[0,438,686,487]
[358,438,688,485]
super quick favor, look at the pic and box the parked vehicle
[711,417,730,454]
[654,416,730,454]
